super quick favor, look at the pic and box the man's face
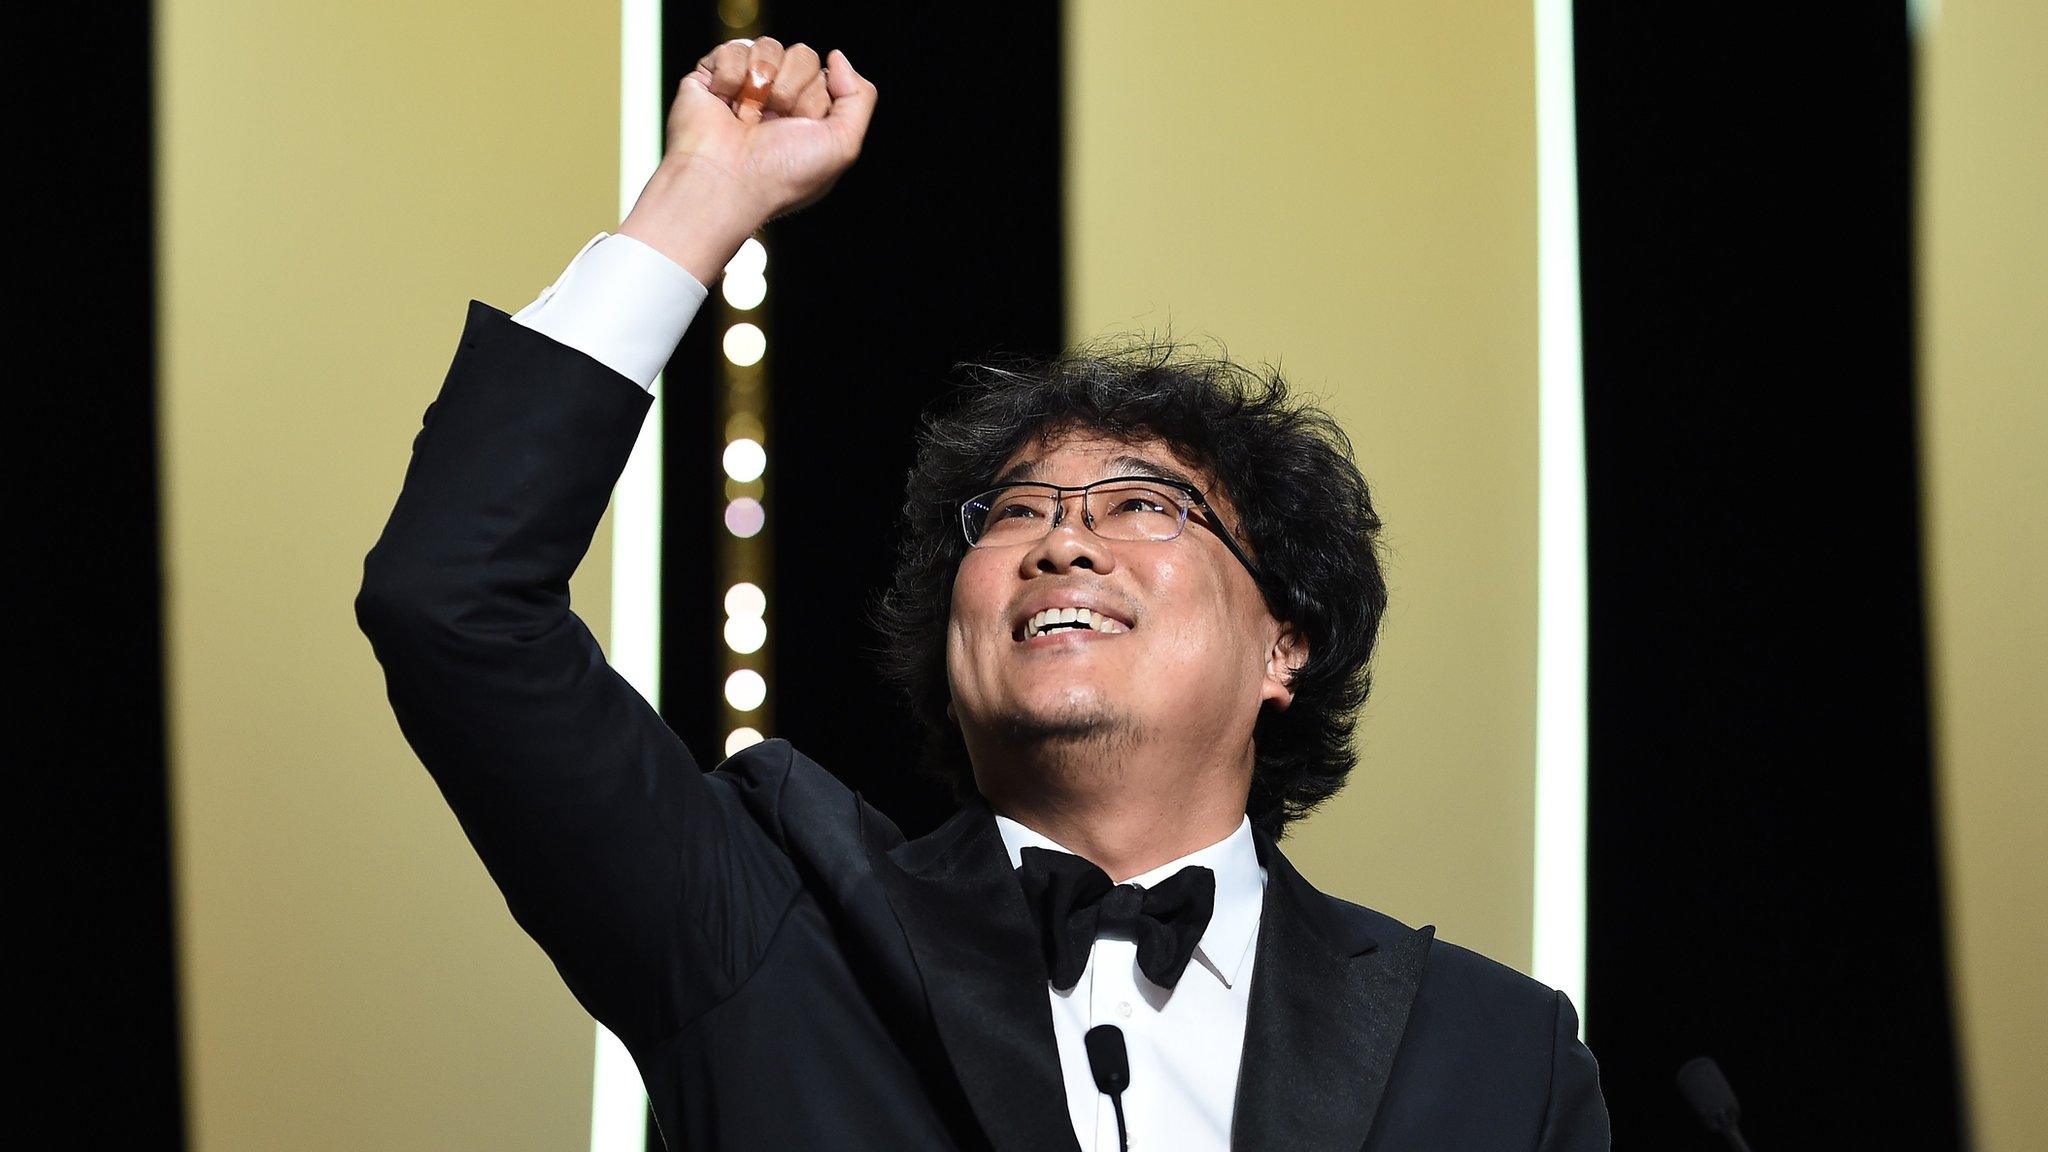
[945,425,1302,781]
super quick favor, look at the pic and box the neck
[980,755,1251,882]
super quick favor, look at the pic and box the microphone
[1676,1056,1756,1152]
[1085,1024,1131,1152]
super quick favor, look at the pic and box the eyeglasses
[958,474,1265,585]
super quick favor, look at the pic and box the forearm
[617,157,768,286]
[509,160,760,391]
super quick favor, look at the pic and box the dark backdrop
[33,5,188,1149]
[660,4,1066,840]
[44,3,1973,1147]
[1575,3,1962,1146]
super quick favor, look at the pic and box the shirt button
[1117,1001,1132,1018]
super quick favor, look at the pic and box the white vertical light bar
[1533,0,1590,1032]
[594,0,662,1148]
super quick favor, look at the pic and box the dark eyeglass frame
[957,474,1265,587]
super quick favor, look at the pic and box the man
[357,36,1609,1151]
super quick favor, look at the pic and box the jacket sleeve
[1538,991,1613,1151]
[354,301,799,1049]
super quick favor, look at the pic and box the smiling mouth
[1016,607,1131,641]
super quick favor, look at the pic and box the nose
[1021,494,1118,576]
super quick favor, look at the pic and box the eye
[1098,484,1181,517]
[995,502,1043,520]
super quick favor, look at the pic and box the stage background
[1919,3,2048,1147]
[1067,0,1545,974]
[142,0,2045,1148]
[159,0,622,1145]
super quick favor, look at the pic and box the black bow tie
[1014,845,1217,992]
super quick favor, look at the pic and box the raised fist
[670,38,874,222]
[619,38,875,281]
[622,39,880,280]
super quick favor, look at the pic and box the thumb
[821,49,877,152]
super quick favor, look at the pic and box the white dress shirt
[996,815,1268,1152]
[511,231,708,391]
[511,233,1270,1150]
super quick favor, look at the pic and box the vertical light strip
[717,0,772,758]
[718,235,771,753]
[592,0,662,1148]
[1533,0,1590,1032]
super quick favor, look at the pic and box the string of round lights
[719,230,772,754]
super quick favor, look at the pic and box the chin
[992,690,1125,745]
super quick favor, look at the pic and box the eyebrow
[993,454,1201,490]
[1106,455,1200,489]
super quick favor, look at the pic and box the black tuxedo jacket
[356,301,1611,1151]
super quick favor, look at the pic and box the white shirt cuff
[511,231,710,391]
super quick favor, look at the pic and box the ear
[1259,624,1310,711]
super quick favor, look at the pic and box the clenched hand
[620,37,877,283]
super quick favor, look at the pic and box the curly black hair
[871,334,1388,839]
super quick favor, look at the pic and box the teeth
[1023,607,1129,638]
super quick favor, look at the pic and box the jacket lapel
[865,797,1083,1152]
[1231,829,1433,1152]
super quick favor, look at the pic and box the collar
[994,811,1268,988]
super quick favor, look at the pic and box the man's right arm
[354,36,876,1049]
